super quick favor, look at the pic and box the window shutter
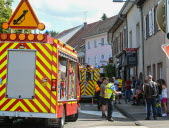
[152,8,155,34]
[144,16,147,39]
[149,10,152,36]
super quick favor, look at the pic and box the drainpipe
[138,5,145,81]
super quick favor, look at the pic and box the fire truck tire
[65,108,78,122]
[56,108,65,128]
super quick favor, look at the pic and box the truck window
[86,70,94,81]
[58,56,68,100]
[68,60,77,99]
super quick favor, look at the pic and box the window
[149,8,155,36]
[101,55,105,60]
[136,23,140,47]
[94,40,97,48]
[146,14,149,39]
[124,27,127,49]
[95,56,98,66]
[157,63,163,79]
[101,38,104,46]
[147,65,151,76]
[129,31,132,48]
[88,41,90,49]
[88,58,90,65]
[153,64,156,81]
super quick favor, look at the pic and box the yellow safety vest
[118,79,123,88]
[104,83,115,100]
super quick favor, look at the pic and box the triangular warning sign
[162,44,169,59]
[8,0,39,29]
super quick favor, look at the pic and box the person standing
[143,75,158,120]
[161,81,168,117]
[104,77,120,121]
[124,79,132,104]
[95,77,102,111]
[100,78,108,118]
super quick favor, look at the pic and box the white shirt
[162,88,167,98]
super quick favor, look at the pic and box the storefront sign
[126,53,137,66]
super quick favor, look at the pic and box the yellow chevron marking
[20,102,29,112]
[24,100,38,112]
[0,87,6,97]
[34,99,47,112]
[36,61,51,79]
[0,43,10,50]
[35,89,50,108]
[0,60,7,72]
[58,103,62,105]
[36,70,50,90]
[10,102,20,111]
[35,80,50,99]
[36,44,52,61]
[0,69,7,79]
[1,99,16,111]
[37,53,51,70]
[52,65,57,74]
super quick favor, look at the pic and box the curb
[114,104,142,126]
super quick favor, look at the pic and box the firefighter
[104,77,120,121]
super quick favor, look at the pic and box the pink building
[83,16,117,67]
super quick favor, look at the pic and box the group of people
[95,77,121,121]
[143,75,168,119]
[95,75,168,121]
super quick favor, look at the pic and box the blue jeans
[146,98,156,118]
[125,89,131,103]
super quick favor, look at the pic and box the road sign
[8,0,39,29]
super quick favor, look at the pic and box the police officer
[104,77,120,121]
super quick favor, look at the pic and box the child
[161,84,168,116]
[156,99,162,117]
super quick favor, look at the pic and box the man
[115,77,121,104]
[100,78,108,118]
[104,77,120,121]
[143,75,158,120]
[95,77,102,111]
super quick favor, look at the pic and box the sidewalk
[115,99,169,128]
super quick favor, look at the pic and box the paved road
[1,103,148,128]
[64,103,137,128]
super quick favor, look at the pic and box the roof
[66,22,99,51]
[53,25,82,43]
[84,16,118,39]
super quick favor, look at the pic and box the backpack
[149,82,158,97]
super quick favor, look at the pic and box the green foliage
[50,30,58,37]
[101,13,108,21]
[0,0,13,33]
[103,64,115,78]
[13,29,31,34]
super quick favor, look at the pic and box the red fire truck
[0,0,80,128]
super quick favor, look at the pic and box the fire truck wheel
[57,108,65,128]
[65,108,78,122]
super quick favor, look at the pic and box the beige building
[109,1,143,81]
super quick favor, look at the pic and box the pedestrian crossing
[79,110,126,118]
[89,126,148,128]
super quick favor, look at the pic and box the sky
[12,0,124,33]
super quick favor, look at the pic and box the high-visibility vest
[104,83,114,100]
[118,79,123,88]
[95,83,100,92]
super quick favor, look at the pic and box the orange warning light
[28,34,35,41]
[10,34,17,40]
[19,34,26,40]
[2,23,9,29]
[37,34,44,41]
[0,33,8,40]
[38,23,45,30]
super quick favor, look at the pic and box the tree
[101,13,108,21]
[103,64,116,78]
[0,0,13,33]
[50,30,58,37]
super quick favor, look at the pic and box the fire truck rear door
[6,50,36,99]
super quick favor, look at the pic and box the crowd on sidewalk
[94,75,168,121]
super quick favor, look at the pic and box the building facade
[84,16,117,67]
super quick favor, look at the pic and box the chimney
[83,22,87,28]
